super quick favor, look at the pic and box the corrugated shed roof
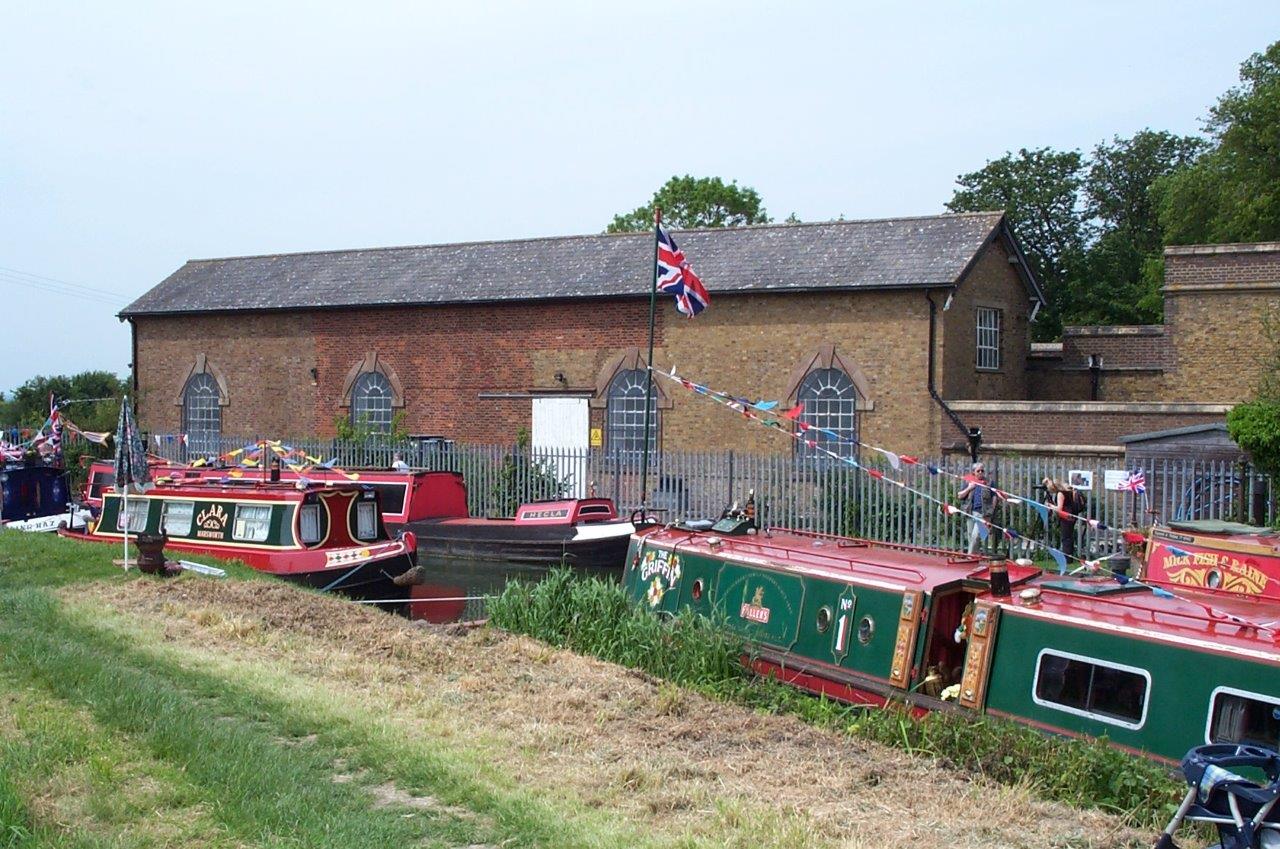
[122,211,1035,316]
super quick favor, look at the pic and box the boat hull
[406,518,633,570]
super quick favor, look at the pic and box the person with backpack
[1044,477,1084,558]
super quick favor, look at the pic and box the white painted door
[531,397,589,497]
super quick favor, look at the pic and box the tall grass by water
[488,569,1185,829]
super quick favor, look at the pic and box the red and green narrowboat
[82,459,468,529]
[1143,520,1280,601]
[622,515,1280,762]
[61,479,418,604]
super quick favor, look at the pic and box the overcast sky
[2,2,1277,397]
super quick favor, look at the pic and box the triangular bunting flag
[1048,547,1067,574]
[782,403,804,421]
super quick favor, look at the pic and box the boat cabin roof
[987,579,1280,662]
[105,479,372,502]
[641,524,1280,661]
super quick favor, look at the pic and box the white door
[531,397,589,497]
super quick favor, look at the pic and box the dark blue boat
[0,462,85,532]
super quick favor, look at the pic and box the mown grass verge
[488,569,1185,829]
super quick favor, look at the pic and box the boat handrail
[1037,583,1276,637]
[717,530,930,584]
[771,526,984,564]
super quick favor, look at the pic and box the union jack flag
[656,226,710,317]
[1119,469,1146,494]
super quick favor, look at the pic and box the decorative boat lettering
[1162,551,1268,595]
[739,586,771,624]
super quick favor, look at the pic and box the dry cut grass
[72,578,1144,849]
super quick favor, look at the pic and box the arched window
[606,369,657,456]
[182,373,222,456]
[351,371,394,434]
[796,368,858,461]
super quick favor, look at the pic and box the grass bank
[488,569,1184,829]
[0,532,1142,847]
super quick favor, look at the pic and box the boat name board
[196,504,229,539]
[1148,539,1273,597]
[639,548,683,608]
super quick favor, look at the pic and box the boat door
[531,397,589,497]
[957,601,1002,711]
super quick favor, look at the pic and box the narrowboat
[86,459,636,570]
[60,478,418,604]
[622,514,1280,762]
[82,459,468,530]
[1,461,89,532]
[404,498,637,570]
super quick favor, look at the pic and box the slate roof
[121,211,1041,317]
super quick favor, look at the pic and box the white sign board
[1103,470,1129,491]
[1067,470,1094,490]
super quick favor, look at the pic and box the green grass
[0,533,666,848]
[488,569,1185,829]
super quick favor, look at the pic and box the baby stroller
[1156,744,1280,848]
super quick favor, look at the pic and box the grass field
[0,532,1145,848]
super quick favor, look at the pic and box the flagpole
[640,206,661,512]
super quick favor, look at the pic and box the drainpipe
[127,317,138,391]
[925,291,982,461]
[1087,353,1103,401]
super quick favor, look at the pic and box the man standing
[956,462,992,554]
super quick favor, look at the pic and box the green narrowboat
[622,516,1280,762]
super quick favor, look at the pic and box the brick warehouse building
[121,218,1274,459]
[120,212,1046,459]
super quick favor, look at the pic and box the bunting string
[651,366,1276,637]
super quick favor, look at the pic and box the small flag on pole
[1119,469,1146,494]
[656,227,710,317]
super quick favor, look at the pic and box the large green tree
[1076,131,1205,324]
[946,148,1090,338]
[607,175,770,233]
[1156,40,1280,244]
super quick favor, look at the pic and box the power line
[0,264,132,299]
[0,271,126,307]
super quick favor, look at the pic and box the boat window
[367,483,406,514]
[858,616,874,645]
[161,501,195,536]
[299,504,322,544]
[1207,689,1280,748]
[355,501,377,540]
[116,498,149,532]
[232,504,273,542]
[816,606,833,633]
[1033,649,1149,730]
[89,470,116,499]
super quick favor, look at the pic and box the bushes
[488,570,1183,828]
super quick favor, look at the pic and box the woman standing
[1044,477,1081,558]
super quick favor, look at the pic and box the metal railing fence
[152,436,1277,556]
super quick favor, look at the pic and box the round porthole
[857,616,875,645]
[816,606,833,633]
[1206,570,1222,589]
[691,578,704,601]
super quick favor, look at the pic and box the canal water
[403,555,623,622]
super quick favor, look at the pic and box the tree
[1,371,126,433]
[1156,40,1280,245]
[607,175,770,233]
[946,148,1090,338]
[1075,131,1205,324]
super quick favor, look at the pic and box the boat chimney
[989,559,1011,597]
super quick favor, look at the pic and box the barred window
[606,369,657,457]
[795,368,858,462]
[182,373,222,456]
[351,372,394,434]
[976,307,1002,370]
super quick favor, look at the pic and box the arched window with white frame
[350,371,394,434]
[182,373,222,456]
[606,368,657,457]
[795,367,859,461]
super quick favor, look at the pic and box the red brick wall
[311,299,662,440]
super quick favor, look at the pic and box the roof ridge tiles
[183,210,1007,264]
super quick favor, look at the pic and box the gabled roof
[120,211,1043,317]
